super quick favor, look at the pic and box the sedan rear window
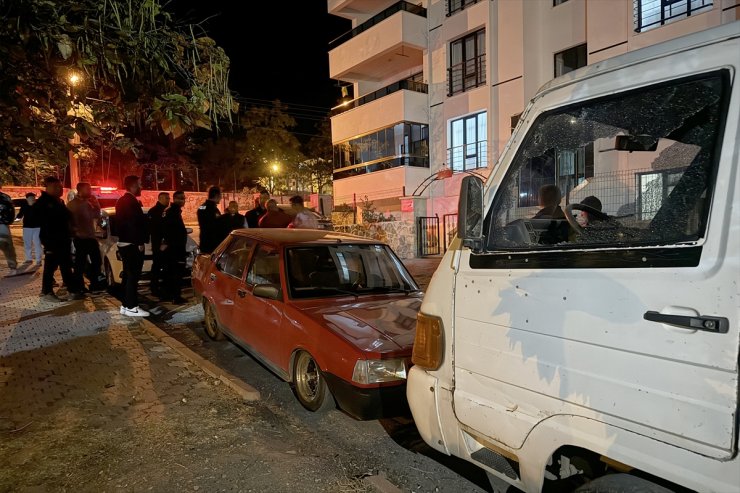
[286,244,418,299]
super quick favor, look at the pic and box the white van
[407,22,740,493]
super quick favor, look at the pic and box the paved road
[0,231,494,493]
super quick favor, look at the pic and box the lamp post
[270,162,280,194]
[67,72,82,189]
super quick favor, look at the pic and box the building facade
[328,0,739,253]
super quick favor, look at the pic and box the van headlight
[352,358,407,384]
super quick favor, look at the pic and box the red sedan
[192,229,422,420]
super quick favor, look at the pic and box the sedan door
[208,237,255,332]
[232,244,286,370]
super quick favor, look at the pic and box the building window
[332,122,429,180]
[448,112,487,172]
[510,113,522,135]
[448,29,486,96]
[447,0,479,16]
[553,0,569,5]
[554,43,587,78]
[634,0,713,33]
[517,145,594,208]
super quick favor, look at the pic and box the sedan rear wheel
[203,300,224,341]
[292,351,334,413]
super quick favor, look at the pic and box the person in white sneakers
[115,176,150,317]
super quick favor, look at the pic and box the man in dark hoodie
[36,176,82,301]
[115,175,149,317]
[160,190,187,304]
[147,192,170,297]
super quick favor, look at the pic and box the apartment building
[327,0,739,253]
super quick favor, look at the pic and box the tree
[0,0,236,183]
[298,119,334,194]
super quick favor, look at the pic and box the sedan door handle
[644,311,729,333]
[237,288,247,298]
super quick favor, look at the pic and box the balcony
[331,88,429,143]
[448,54,486,96]
[328,0,399,19]
[329,1,427,82]
[331,79,428,116]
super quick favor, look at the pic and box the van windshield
[485,71,728,251]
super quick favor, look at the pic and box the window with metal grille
[448,29,486,96]
[447,0,479,16]
[448,112,487,172]
[634,0,713,33]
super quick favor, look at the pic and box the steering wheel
[564,203,610,235]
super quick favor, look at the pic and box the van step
[471,448,519,480]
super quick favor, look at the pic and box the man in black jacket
[160,191,187,304]
[197,186,222,253]
[36,176,82,301]
[115,175,149,317]
[245,190,270,228]
[147,192,170,297]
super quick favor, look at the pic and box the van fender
[518,414,738,493]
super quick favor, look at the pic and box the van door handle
[643,311,729,333]
[237,288,247,298]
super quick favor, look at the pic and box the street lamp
[67,72,83,189]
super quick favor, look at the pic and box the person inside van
[576,195,603,228]
[533,184,565,219]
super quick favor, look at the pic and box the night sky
[171,1,351,138]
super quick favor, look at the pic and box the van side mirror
[253,284,282,301]
[457,175,484,252]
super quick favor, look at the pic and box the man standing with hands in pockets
[115,175,149,317]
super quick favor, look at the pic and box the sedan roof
[231,228,379,246]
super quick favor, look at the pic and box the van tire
[573,474,674,493]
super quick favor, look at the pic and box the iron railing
[447,141,488,172]
[418,216,441,257]
[448,54,486,96]
[442,213,458,252]
[634,0,713,32]
[328,1,427,50]
[331,79,428,116]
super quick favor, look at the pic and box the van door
[453,68,738,459]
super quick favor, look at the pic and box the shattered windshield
[485,71,727,251]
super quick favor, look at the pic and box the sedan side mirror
[253,284,282,301]
[457,175,484,252]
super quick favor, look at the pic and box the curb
[104,297,260,402]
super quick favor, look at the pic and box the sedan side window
[216,237,254,279]
[247,246,280,286]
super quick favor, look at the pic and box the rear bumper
[323,372,409,420]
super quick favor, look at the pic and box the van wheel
[292,351,335,413]
[203,300,224,341]
[573,474,673,493]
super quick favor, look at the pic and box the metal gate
[442,213,458,252]
[417,216,440,257]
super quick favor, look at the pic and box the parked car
[192,229,421,420]
[97,207,199,287]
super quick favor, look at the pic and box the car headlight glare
[352,358,407,384]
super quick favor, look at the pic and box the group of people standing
[0,176,107,301]
[195,187,319,254]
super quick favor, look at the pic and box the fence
[417,216,440,257]
[442,213,458,252]
[333,187,406,225]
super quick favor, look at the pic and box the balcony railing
[328,1,427,50]
[331,79,428,116]
[448,55,486,96]
[333,156,429,180]
[447,141,488,172]
[634,0,713,33]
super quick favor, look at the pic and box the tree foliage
[0,0,236,183]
